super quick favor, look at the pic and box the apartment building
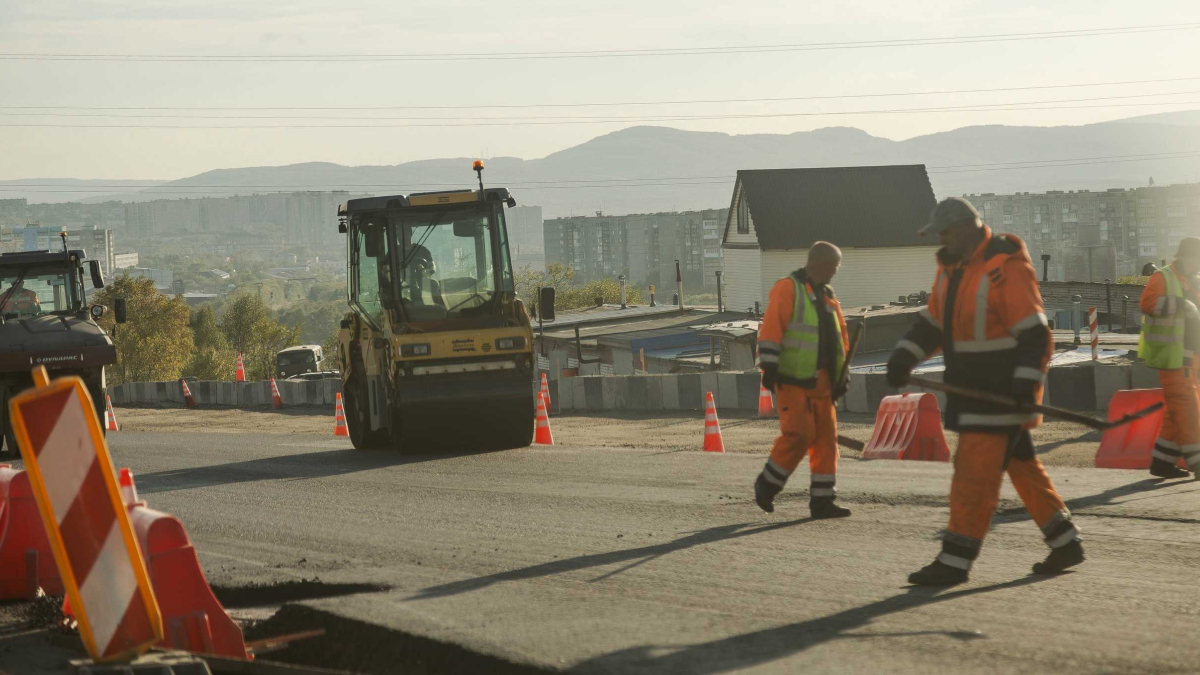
[965,183,1200,280]
[543,209,728,292]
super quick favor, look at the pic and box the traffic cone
[703,391,725,453]
[118,467,139,506]
[270,378,283,410]
[235,352,246,382]
[534,392,554,445]
[758,379,775,418]
[539,373,551,413]
[180,379,197,408]
[105,394,120,431]
[334,392,349,437]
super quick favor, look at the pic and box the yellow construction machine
[335,161,551,450]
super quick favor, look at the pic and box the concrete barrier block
[548,379,560,414]
[700,372,720,406]
[645,376,664,411]
[864,373,900,413]
[571,377,586,411]
[1047,365,1096,411]
[558,375,575,410]
[584,377,603,410]
[663,375,681,410]
[628,376,649,411]
[677,373,702,410]
[601,376,618,410]
[717,373,738,410]
[1131,361,1160,389]
[1093,364,1132,412]
[845,372,869,413]
[736,372,759,411]
[217,381,236,406]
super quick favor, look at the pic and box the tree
[220,293,301,380]
[183,306,235,380]
[94,276,194,384]
[514,263,647,313]
[515,263,575,312]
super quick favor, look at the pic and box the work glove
[761,364,780,393]
[832,373,850,401]
[1010,377,1039,407]
[886,351,916,388]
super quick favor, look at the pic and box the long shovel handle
[906,376,1161,431]
[837,434,865,451]
[836,321,865,396]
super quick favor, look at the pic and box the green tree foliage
[94,276,193,384]
[276,300,346,345]
[514,263,647,313]
[183,306,236,380]
[220,293,301,380]
[1115,275,1150,285]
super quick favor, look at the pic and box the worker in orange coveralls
[1137,237,1200,479]
[887,197,1083,586]
[754,241,852,520]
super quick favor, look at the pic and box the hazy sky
[2,0,1199,180]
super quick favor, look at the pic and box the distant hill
[7,111,1200,217]
[0,178,165,205]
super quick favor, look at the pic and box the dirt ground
[110,405,1105,468]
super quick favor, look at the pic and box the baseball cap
[919,197,981,237]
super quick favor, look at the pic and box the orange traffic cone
[703,391,724,453]
[758,379,775,418]
[534,392,554,445]
[105,394,120,431]
[270,378,283,410]
[334,392,349,437]
[180,379,197,408]
[235,352,246,382]
[118,467,139,506]
[539,373,551,413]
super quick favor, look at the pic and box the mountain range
[6,111,1200,218]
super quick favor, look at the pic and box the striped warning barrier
[9,367,163,662]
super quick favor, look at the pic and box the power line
[7,89,1200,121]
[3,22,1197,62]
[4,99,1200,128]
[6,76,1199,111]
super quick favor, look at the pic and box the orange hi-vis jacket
[893,226,1053,432]
[758,270,850,391]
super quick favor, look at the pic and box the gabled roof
[723,165,937,249]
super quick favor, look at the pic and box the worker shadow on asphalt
[410,517,815,601]
[570,575,1052,674]
[133,448,501,495]
[992,477,1200,527]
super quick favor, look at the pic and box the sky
[1,0,1200,180]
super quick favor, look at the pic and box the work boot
[754,474,781,513]
[908,559,969,586]
[809,497,851,519]
[1032,540,1085,575]
[1150,458,1190,480]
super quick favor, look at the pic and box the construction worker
[886,197,1083,586]
[1138,237,1200,479]
[754,241,852,520]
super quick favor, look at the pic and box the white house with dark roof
[722,164,940,312]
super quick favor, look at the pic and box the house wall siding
[757,246,941,311]
[722,246,763,313]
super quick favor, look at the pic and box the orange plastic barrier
[127,503,250,660]
[1094,388,1177,469]
[0,465,63,599]
[862,393,950,462]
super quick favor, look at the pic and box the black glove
[832,373,849,400]
[761,364,780,392]
[1010,377,1039,406]
[886,352,915,388]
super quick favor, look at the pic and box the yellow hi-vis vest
[1139,266,1188,369]
[779,277,845,382]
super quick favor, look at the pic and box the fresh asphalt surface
[38,426,1200,673]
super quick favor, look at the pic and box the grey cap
[1177,237,1200,260]
[919,197,981,236]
